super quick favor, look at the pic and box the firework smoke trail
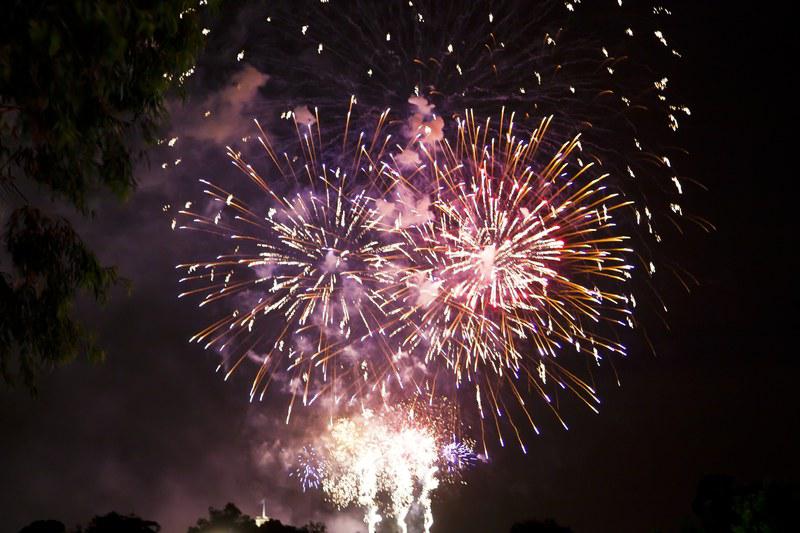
[376,110,635,454]
[176,101,416,422]
[294,398,475,533]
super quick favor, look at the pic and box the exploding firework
[292,398,475,533]
[291,446,325,492]
[176,105,638,450]
[441,437,479,476]
[374,110,635,452]
[176,102,412,421]
[166,2,705,531]
[174,0,703,461]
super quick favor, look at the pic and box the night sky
[1,2,795,533]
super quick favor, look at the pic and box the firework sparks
[167,1,704,531]
[377,110,635,453]
[291,446,325,492]
[176,103,410,420]
[177,107,637,449]
[292,398,474,533]
[250,0,698,252]
[174,1,700,447]
[441,437,478,475]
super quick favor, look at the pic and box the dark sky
[1,2,795,533]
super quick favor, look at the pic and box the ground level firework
[293,398,475,533]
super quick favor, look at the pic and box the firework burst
[172,0,704,469]
[176,106,638,449]
[176,102,410,421]
[376,110,635,452]
[291,446,325,492]
[441,437,479,475]
[167,1,705,530]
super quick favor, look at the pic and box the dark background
[0,2,795,532]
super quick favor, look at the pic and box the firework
[292,398,474,533]
[176,102,410,421]
[174,0,702,455]
[291,446,325,492]
[176,105,638,450]
[374,110,635,453]
[166,2,705,531]
[324,410,438,533]
[441,437,478,476]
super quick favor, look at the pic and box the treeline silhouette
[506,475,797,532]
[17,477,799,533]
[19,503,324,533]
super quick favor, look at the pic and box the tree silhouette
[187,503,323,533]
[1,207,118,388]
[19,513,159,533]
[188,503,261,533]
[18,505,324,533]
[684,475,798,532]
[510,518,573,533]
[0,0,212,392]
[78,512,160,533]
[18,520,66,533]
